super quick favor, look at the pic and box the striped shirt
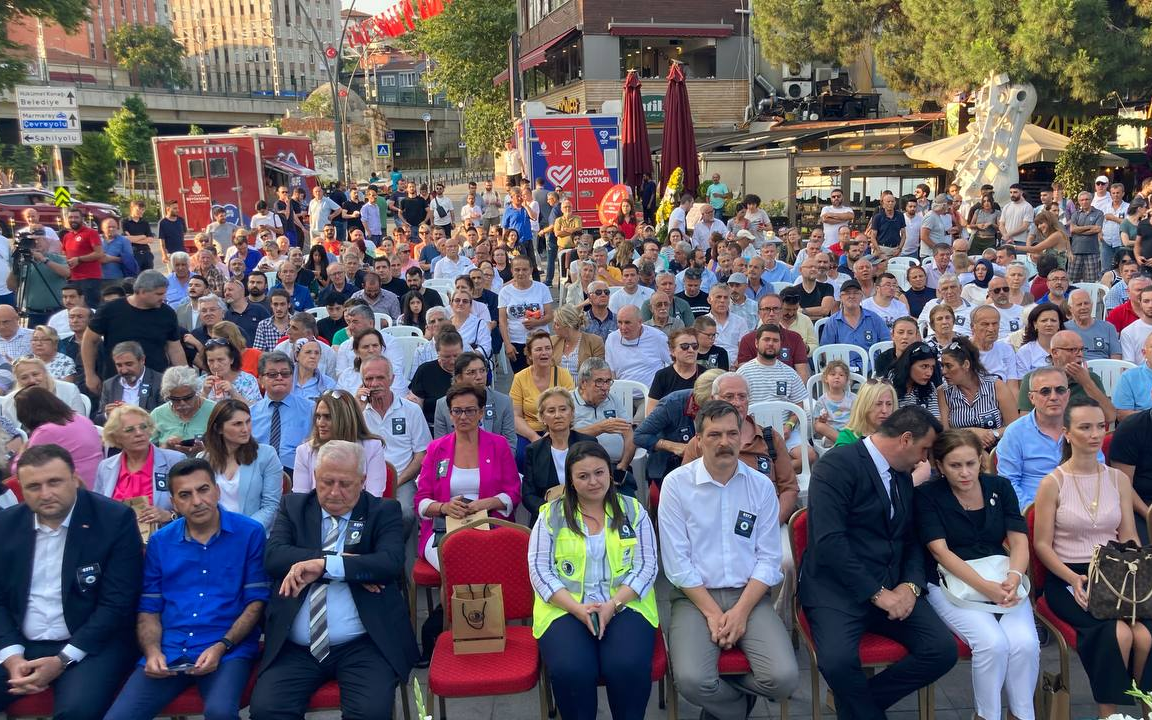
[897,384,940,417]
[736,359,806,405]
[944,373,1003,430]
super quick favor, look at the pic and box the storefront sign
[642,94,664,124]
[556,96,581,113]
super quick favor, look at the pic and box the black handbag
[1087,540,1152,622]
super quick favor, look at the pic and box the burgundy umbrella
[659,61,699,196]
[620,70,653,190]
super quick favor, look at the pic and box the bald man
[604,305,671,388]
[1017,329,1115,423]
[0,306,32,363]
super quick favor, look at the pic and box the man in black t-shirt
[1109,409,1152,542]
[408,329,463,426]
[156,201,187,264]
[794,256,836,319]
[82,270,184,390]
[121,199,155,271]
[399,184,430,243]
[676,269,712,318]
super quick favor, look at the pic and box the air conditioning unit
[783,81,813,99]
[782,62,812,80]
[814,66,840,82]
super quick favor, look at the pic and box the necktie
[269,401,282,452]
[307,516,342,662]
[888,470,900,519]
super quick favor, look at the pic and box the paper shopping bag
[451,583,505,655]
[445,507,489,534]
[1040,671,1070,720]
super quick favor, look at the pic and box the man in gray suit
[174,275,209,332]
[96,341,163,424]
[432,351,514,451]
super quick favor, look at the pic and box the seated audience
[888,341,942,416]
[294,389,389,497]
[96,341,163,425]
[572,358,636,483]
[511,331,575,452]
[409,328,463,426]
[200,337,261,405]
[521,387,595,523]
[939,337,1015,449]
[1115,331,1152,419]
[30,325,75,382]
[550,304,604,380]
[433,351,516,450]
[1,356,87,418]
[11,386,102,487]
[94,404,186,524]
[291,337,337,402]
[647,327,701,414]
[834,378,897,446]
[1016,303,1067,375]
[250,351,314,473]
[199,398,283,530]
[151,366,216,454]
[812,360,857,447]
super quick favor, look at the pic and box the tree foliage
[0,0,90,90]
[0,145,36,184]
[106,95,155,167]
[107,24,191,88]
[752,0,1152,110]
[403,0,516,154]
[72,132,117,203]
[1055,116,1152,191]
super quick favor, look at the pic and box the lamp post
[457,100,467,169]
[422,112,432,186]
[295,0,345,182]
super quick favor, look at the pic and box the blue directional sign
[376,143,392,158]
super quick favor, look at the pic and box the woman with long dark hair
[939,337,1015,448]
[1016,303,1067,375]
[305,244,331,288]
[888,341,943,415]
[199,398,282,530]
[293,389,388,496]
[400,290,428,330]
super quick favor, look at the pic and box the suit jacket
[798,441,926,616]
[92,445,187,511]
[432,389,516,451]
[634,388,696,484]
[175,302,199,333]
[550,332,605,373]
[0,489,143,656]
[96,367,164,424]
[262,491,418,678]
[520,430,595,523]
[413,429,521,554]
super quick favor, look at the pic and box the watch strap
[218,638,235,653]
[55,651,76,668]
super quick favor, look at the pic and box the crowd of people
[2,170,1152,720]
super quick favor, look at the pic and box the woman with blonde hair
[550,304,604,378]
[521,387,593,523]
[834,379,897,446]
[1027,210,1070,269]
[563,260,597,307]
[293,389,390,496]
[1,356,86,418]
[29,324,75,382]
[94,404,185,525]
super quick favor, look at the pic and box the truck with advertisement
[515,106,621,230]
[152,130,319,233]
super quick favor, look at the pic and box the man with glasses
[1032,267,1071,307]
[1017,330,1114,423]
[250,351,312,474]
[735,294,809,377]
[986,276,1023,341]
[819,188,854,250]
[1065,287,1121,360]
[432,351,515,449]
[572,357,636,481]
[644,292,683,335]
[585,280,617,341]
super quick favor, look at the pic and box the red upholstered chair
[1024,504,1075,719]
[548,628,673,720]
[788,508,937,720]
[427,517,544,720]
[5,475,22,503]
[304,679,410,720]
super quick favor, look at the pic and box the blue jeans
[538,610,655,720]
[103,656,254,720]
[1100,241,1117,273]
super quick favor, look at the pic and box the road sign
[458,142,467,149]
[385,130,396,142]
[421,112,432,123]
[375,143,392,158]
[324,46,337,60]
[16,86,81,146]
[53,186,71,207]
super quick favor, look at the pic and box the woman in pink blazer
[414,384,520,569]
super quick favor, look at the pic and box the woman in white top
[448,289,491,359]
[563,261,596,308]
[1,356,86,419]
[337,328,386,392]
[498,255,554,372]
[293,389,389,497]
[1015,303,1066,375]
[199,399,282,530]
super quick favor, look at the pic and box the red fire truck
[152,131,319,231]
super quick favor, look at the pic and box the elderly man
[641,273,695,328]
[572,358,637,478]
[251,352,314,473]
[644,292,684,334]
[1065,287,1121,360]
[183,294,224,361]
[735,294,809,377]
[96,341,163,424]
[1115,332,1152,419]
[758,240,794,284]
[1068,190,1106,284]
[249,441,418,719]
[704,283,750,360]
[103,457,268,720]
[660,400,800,719]
[821,279,890,372]
[0,305,32,363]
[1016,331,1114,427]
[165,252,193,307]
[431,236,474,280]
[969,305,1021,388]
[917,273,974,336]
[1121,285,1152,363]
[356,356,429,532]
[985,275,1023,341]
[604,306,671,389]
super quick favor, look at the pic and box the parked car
[0,187,120,234]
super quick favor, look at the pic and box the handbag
[939,554,1029,612]
[1087,540,1152,622]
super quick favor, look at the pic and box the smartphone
[460,497,473,505]
[168,662,196,674]
[178,438,196,447]
[590,612,600,637]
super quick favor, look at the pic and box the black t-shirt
[697,347,729,371]
[382,277,409,300]
[225,303,271,346]
[342,200,364,233]
[676,290,711,318]
[89,299,181,378]
[1137,220,1152,263]
[317,316,346,342]
[400,196,429,227]
[649,364,699,402]
[1110,410,1152,503]
[794,281,834,310]
[157,217,187,254]
[409,360,453,425]
[121,218,152,244]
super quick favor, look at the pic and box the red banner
[347,0,449,46]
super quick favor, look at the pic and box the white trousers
[926,583,1040,720]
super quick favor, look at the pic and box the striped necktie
[269,401,283,453]
[307,515,342,662]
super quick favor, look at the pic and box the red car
[0,187,120,234]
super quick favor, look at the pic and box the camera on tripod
[13,229,38,263]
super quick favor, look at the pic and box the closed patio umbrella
[659,61,699,196]
[621,70,653,190]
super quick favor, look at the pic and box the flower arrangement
[655,167,684,242]
[412,676,432,720]
[1100,680,1152,720]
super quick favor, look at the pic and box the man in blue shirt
[820,279,890,373]
[1115,331,1152,420]
[500,189,534,254]
[250,351,313,473]
[103,457,268,720]
[99,218,139,280]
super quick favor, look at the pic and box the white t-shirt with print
[498,281,553,344]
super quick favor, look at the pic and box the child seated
[813,360,856,447]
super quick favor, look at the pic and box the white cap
[1095,175,1110,185]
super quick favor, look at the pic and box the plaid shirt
[0,328,32,364]
[253,317,290,352]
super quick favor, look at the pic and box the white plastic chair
[373,312,392,329]
[812,343,870,377]
[748,400,813,497]
[890,265,911,291]
[607,378,651,508]
[813,317,829,342]
[264,271,277,289]
[1086,358,1136,397]
[304,307,329,321]
[1076,282,1109,320]
[886,257,920,273]
[869,341,894,376]
[425,279,455,299]
[392,337,428,377]
[384,325,423,339]
[772,281,794,294]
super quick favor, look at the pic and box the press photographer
[8,228,70,327]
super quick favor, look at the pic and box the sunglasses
[168,393,196,404]
[262,370,292,379]
[205,338,231,348]
[677,343,699,351]
[590,289,610,296]
[1030,385,1069,396]
[989,287,1010,294]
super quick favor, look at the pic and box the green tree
[106,23,191,88]
[404,0,516,154]
[188,124,205,135]
[0,0,90,91]
[0,145,36,184]
[106,95,155,191]
[751,0,1152,110]
[72,132,117,203]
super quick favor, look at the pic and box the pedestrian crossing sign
[376,143,392,158]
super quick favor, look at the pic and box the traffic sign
[16,86,81,146]
[53,186,72,207]
[375,143,392,158]
[421,112,432,123]
[385,130,396,142]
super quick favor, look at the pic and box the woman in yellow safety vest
[528,441,659,720]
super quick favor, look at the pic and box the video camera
[13,229,38,263]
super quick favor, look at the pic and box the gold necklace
[1068,464,1104,526]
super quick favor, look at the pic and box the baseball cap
[735,229,756,241]
[840,279,863,293]
[1095,175,1110,185]
[727,272,749,285]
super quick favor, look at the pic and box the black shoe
[1036,619,1051,647]
[746,694,758,718]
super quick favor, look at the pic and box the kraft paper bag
[451,583,505,655]
[445,508,489,534]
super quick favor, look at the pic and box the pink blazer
[413,428,520,553]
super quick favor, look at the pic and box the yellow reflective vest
[532,495,659,638]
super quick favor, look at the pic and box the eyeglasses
[1030,385,1069,396]
[677,343,699,351]
[591,378,614,387]
[452,298,473,305]
[263,370,292,379]
[121,423,151,435]
[168,393,196,404]
[590,289,610,296]
[1051,346,1084,354]
[699,331,717,339]
[988,287,1010,294]
[450,406,480,417]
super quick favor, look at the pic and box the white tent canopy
[904,123,1127,168]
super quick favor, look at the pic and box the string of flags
[346,0,448,46]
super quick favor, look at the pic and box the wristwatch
[55,652,77,669]
[217,638,235,653]
[613,599,625,614]
[905,582,921,598]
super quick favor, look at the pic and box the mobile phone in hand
[590,611,600,637]
[168,662,196,674]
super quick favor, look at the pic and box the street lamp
[422,112,432,186]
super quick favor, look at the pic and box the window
[619,37,716,80]
[522,37,583,99]
[398,71,417,87]
[188,159,207,178]
[525,0,568,28]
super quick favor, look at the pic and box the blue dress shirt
[250,392,314,468]
[138,509,270,663]
[273,281,315,312]
[760,263,795,283]
[1114,363,1152,412]
[288,510,367,647]
[997,410,1104,506]
[101,234,139,279]
[501,206,532,244]
[820,308,891,372]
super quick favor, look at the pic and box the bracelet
[1007,569,1025,580]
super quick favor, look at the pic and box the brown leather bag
[1086,541,1152,623]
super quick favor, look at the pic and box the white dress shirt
[603,325,671,388]
[657,458,783,590]
[862,437,895,517]
[120,374,145,407]
[705,312,749,358]
[0,504,86,663]
[432,254,476,280]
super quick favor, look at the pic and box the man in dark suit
[96,340,164,424]
[0,444,143,719]
[800,405,956,720]
[174,274,208,332]
[249,439,418,719]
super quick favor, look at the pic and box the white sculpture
[952,73,1037,206]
